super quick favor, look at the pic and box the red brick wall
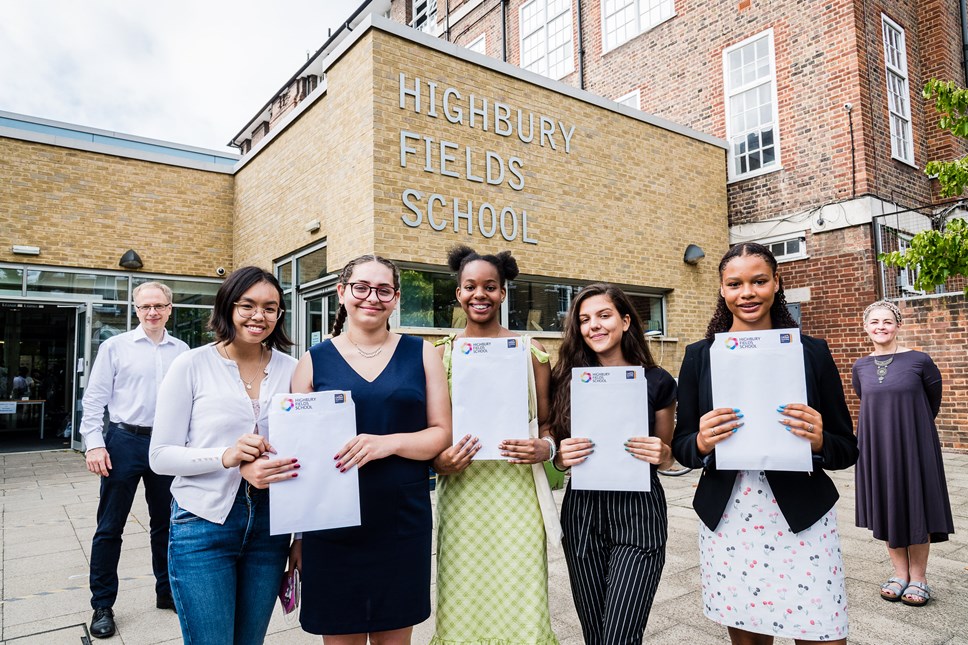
[895,297,968,451]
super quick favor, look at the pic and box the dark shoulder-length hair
[704,242,799,339]
[548,283,657,444]
[209,266,293,351]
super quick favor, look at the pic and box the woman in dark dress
[289,255,451,644]
[853,300,953,607]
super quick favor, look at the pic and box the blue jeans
[168,482,290,645]
[90,423,174,609]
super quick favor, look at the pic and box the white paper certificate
[710,328,812,472]
[267,391,361,535]
[570,366,651,492]
[451,337,530,460]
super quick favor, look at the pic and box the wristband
[540,435,557,462]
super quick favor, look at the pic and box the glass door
[70,303,91,451]
[297,287,338,355]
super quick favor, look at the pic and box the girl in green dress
[430,245,559,645]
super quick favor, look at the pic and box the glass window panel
[786,239,800,254]
[0,267,23,295]
[27,270,128,301]
[167,307,215,348]
[132,277,219,306]
[507,280,582,332]
[282,291,293,340]
[277,261,293,291]
[399,269,458,328]
[296,246,328,286]
[628,294,663,333]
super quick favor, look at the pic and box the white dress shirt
[149,344,297,524]
[80,325,189,451]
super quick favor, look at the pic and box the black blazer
[672,334,857,533]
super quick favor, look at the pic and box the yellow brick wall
[1,137,233,276]
[234,34,377,272]
[234,27,728,373]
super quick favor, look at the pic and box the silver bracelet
[540,435,557,462]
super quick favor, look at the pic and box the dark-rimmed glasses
[234,302,282,321]
[347,282,397,302]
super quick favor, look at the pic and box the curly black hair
[447,245,519,285]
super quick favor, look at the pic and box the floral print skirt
[698,470,848,640]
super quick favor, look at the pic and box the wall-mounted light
[305,219,321,233]
[12,245,40,255]
[683,244,705,265]
[119,249,144,270]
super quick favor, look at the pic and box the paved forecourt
[1,450,966,644]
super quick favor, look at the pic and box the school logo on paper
[780,333,792,344]
[725,337,739,350]
[507,339,517,348]
[580,371,593,383]
[625,370,636,379]
[334,393,345,404]
[461,342,473,354]
[280,398,295,412]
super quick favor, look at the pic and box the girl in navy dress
[289,255,451,644]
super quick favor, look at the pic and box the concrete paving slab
[2,449,966,644]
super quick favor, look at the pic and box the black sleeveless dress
[299,335,432,634]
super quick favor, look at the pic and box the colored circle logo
[461,342,473,354]
[280,398,295,411]
[580,371,592,383]
[725,337,739,350]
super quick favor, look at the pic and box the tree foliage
[878,80,968,295]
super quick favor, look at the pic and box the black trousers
[90,423,173,609]
[561,481,668,645]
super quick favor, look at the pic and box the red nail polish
[335,462,342,469]
[292,458,299,463]
[334,453,340,460]
[292,473,298,478]
[340,467,346,473]
[294,464,301,469]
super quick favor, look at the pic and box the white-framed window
[882,14,915,166]
[412,0,437,33]
[895,234,923,294]
[757,235,806,263]
[520,0,574,80]
[467,33,486,55]
[615,89,641,109]
[602,0,675,53]
[724,30,781,181]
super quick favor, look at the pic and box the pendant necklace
[350,333,389,359]
[873,344,898,384]
[221,344,267,389]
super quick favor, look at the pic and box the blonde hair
[133,281,173,304]
[863,300,901,325]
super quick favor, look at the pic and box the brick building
[315,0,964,449]
[4,18,727,451]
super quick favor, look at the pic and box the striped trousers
[561,479,668,645]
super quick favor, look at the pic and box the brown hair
[330,255,400,337]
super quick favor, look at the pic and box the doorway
[0,301,81,452]
[298,288,338,354]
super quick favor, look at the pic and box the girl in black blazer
[672,243,857,645]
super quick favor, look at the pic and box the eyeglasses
[234,302,282,321]
[135,303,171,312]
[347,282,397,302]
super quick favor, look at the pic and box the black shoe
[156,592,177,613]
[90,607,116,639]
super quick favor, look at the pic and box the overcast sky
[0,0,362,153]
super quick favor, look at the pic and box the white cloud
[0,0,360,151]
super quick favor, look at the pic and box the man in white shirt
[82,282,189,639]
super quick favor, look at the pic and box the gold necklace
[221,344,267,389]
[349,333,389,359]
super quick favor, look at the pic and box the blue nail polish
[736,413,745,419]
[776,406,787,413]
[732,408,741,413]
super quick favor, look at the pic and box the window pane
[399,269,458,327]
[507,280,581,332]
[27,270,128,301]
[168,307,216,348]
[628,293,663,333]
[0,267,23,295]
[277,261,293,291]
[296,246,328,286]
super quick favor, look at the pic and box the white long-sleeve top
[150,344,297,524]
[80,326,189,451]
